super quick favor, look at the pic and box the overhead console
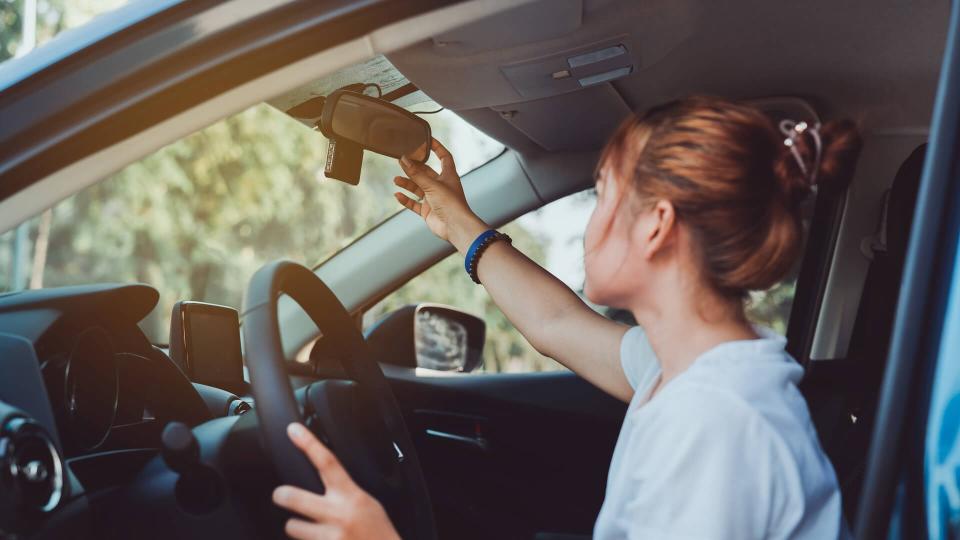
[500,37,635,100]
[383,0,697,202]
[386,0,695,108]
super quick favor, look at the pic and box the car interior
[0,1,951,539]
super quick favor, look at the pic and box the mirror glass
[331,92,431,162]
[414,310,468,371]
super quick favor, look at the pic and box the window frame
[855,1,960,534]
[784,186,849,364]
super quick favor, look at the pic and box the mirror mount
[285,85,430,185]
[323,137,364,185]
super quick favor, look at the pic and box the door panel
[381,366,626,540]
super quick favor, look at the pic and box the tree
[0,0,123,62]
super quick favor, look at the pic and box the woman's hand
[272,423,401,540]
[394,138,488,253]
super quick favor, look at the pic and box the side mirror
[321,90,431,162]
[365,303,485,373]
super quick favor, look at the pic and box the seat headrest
[885,144,927,259]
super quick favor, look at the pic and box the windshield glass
[1,1,127,66]
[0,83,503,343]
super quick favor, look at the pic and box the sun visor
[492,83,630,152]
[500,36,635,100]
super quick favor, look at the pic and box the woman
[272,96,861,539]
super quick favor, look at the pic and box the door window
[364,190,800,373]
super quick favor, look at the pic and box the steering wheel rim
[243,260,436,539]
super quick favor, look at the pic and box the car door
[854,2,960,538]
[385,366,625,540]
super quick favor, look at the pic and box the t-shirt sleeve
[617,387,803,540]
[619,326,660,391]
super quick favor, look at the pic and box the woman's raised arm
[394,139,634,402]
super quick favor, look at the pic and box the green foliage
[31,104,445,339]
[0,0,23,60]
[0,0,124,62]
[1,0,537,365]
[1,101,517,354]
[746,280,796,334]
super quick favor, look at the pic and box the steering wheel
[243,260,436,540]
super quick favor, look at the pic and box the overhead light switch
[579,66,633,87]
[567,45,627,68]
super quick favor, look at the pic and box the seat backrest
[835,143,927,517]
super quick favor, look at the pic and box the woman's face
[583,168,645,308]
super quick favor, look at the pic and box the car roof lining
[386,0,947,156]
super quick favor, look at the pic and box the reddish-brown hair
[598,96,861,297]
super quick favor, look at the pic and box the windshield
[0,88,503,343]
[1,1,128,65]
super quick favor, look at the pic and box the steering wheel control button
[0,416,65,533]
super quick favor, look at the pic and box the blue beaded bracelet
[464,229,512,284]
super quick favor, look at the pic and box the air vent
[228,399,251,416]
[0,416,64,531]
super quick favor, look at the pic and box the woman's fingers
[393,176,424,199]
[394,192,424,216]
[431,138,457,177]
[399,155,439,186]
[284,518,338,540]
[277,424,403,540]
[272,485,336,521]
[286,424,353,491]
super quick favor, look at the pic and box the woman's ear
[640,199,676,260]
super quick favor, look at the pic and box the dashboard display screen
[184,305,243,389]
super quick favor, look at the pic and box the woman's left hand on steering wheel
[272,423,401,540]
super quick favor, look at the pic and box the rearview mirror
[321,90,431,162]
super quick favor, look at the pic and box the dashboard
[0,284,217,534]
[0,284,266,538]
[0,282,486,538]
[0,284,210,458]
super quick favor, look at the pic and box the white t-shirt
[593,326,849,540]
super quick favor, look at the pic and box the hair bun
[597,96,863,296]
[774,119,862,205]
